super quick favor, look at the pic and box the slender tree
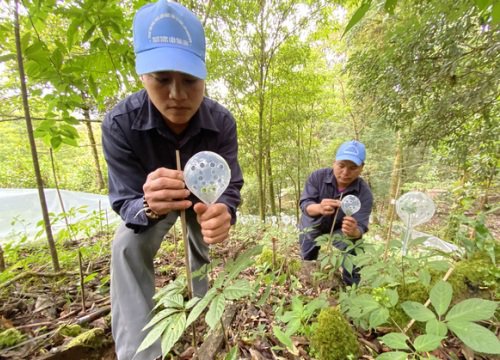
[13,0,60,271]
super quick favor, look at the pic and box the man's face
[333,160,363,188]
[141,71,205,134]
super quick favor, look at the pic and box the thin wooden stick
[176,150,193,299]
[175,150,199,357]
[326,192,344,255]
[329,192,344,238]
[403,266,455,333]
[78,249,86,312]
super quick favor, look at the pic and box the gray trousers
[111,210,210,360]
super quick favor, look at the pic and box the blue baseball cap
[335,140,366,166]
[133,0,207,79]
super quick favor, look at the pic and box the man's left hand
[341,216,362,239]
[193,203,231,245]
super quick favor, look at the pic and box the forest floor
[0,204,498,360]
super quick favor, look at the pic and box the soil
[0,204,498,360]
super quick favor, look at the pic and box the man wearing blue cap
[101,1,243,359]
[298,140,373,285]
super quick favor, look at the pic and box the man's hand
[143,168,191,215]
[193,203,231,245]
[306,198,341,217]
[342,216,362,239]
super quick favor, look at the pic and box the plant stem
[403,266,455,333]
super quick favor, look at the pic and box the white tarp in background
[0,188,120,244]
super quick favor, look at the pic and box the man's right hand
[143,168,192,216]
[306,198,341,217]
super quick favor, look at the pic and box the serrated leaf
[344,255,354,274]
[273,326,299,355]
[401,301,436,322]
[352,294,380,313]
[386,288,399,307]
[256,285,271,307]
[376,351,409,360]
[143,308,179,331]
[205,293,226,330]
[430,280,452,316]
[185,296,201,310]
[447,321,500,354]
[136,317,170,354]
[413,334,444,352]
[160,312,186,356]
[160,293,185,310]
[379,333,410,350]
[224,245,263,282]
[154,278,185,300]
[223,279,253,300]
[426,318,448,337]
[291,296,304,313]
[369,307,389,328]
[186,288,216,328]
[445,298,497,322]
[418,269,431,287]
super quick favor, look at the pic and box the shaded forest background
[0,1,499,359]
[0,0,498,234]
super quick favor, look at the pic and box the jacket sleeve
[102,113,149,231]
[299,171,321,218]
[352,182,373,236]
[215,114,243,225]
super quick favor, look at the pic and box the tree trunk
[14,0,60,271]
[0,245,5,272]
[257,0,266,222]
[266,95,276,216]
[81,96,105,191]
[384,133,403,260]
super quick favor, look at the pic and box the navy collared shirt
[102,89,243,231]
[299,167,373,239]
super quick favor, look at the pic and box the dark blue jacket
[102,89,243,231]
[299,167,373,241]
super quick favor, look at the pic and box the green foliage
[344,0,499,36]
[275,294,329,338]
[378,280,500,357]
[140,245,262,357]
[340,285,399,331]
[309,306,360,360]
[452,211,498,264]
[0,328,26,349]
[65,328,105,349]
[347,0,499,191]
[450,255,499,298]
[57,324,83,337]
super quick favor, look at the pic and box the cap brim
[135,46,207,79]
[336,155,363,166]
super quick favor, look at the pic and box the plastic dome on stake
[184,151,231,204]
[395,191,435,255]
[341,195,361,216]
